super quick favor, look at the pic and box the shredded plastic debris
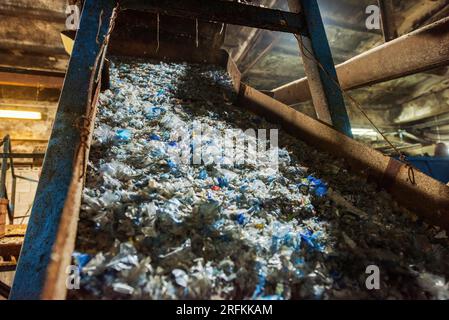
[72,58,449,300]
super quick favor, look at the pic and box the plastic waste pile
[73,58,449,300]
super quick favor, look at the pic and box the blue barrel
[405,157,449,184]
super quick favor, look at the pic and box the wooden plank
[121,0,305,34]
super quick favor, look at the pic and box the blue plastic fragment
[217,177,229,188]
[271,235,281,252]
[252,274,266,299]
[212,218,225,231]
[145,106,164,120]
[166,159,177,169]
[72,252,91,269]
[198,169,208,180]
[168,141,177,147]
[306,175,328,197]
[300,230,325,252]
[115,129,131,142]
[236,213,245,225]
[149,133,161,141]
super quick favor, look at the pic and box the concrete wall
[4,167,41,225]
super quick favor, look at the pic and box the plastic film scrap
[72,58,449,300]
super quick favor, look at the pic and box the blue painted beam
[9,0,117,300]
[299,0,352,137]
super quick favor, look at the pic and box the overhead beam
[0,67,64,89]
[271,16,449,105]
[121,0,305,34]
[0,4,65,23]
[397,0,448,35]
[0,41,66,56]
[378,0,398,41]
[0,51,68,73]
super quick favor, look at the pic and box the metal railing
[0,135,42,224]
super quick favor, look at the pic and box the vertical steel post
[10,0,117,299]
[289,0,352,137]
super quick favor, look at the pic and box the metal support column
[10,0,117,299]
[289,0,352,137]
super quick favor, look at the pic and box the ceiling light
[0,109,42,120]
[352,128,378,137]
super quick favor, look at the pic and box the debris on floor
[72,58,449,300]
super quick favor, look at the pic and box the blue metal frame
[10,0,116,299]
[299,0,352,137]
[8,0,352,299]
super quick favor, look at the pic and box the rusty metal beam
[121,0,305,34]
[378,0,398,42]
[0,68,64,89]
[271,16,449,106]
[0,4,65,23]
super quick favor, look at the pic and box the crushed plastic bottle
[114,128,132,143]
[72,58,449,301]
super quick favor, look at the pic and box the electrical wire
[156,13,160,53]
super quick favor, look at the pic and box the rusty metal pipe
[272,16,449,105]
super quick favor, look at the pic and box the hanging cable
[195,18,199,47]
[156,13,160,53]
[293,33,416,184]
[219,23,225,35]
[295,34,402,157]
